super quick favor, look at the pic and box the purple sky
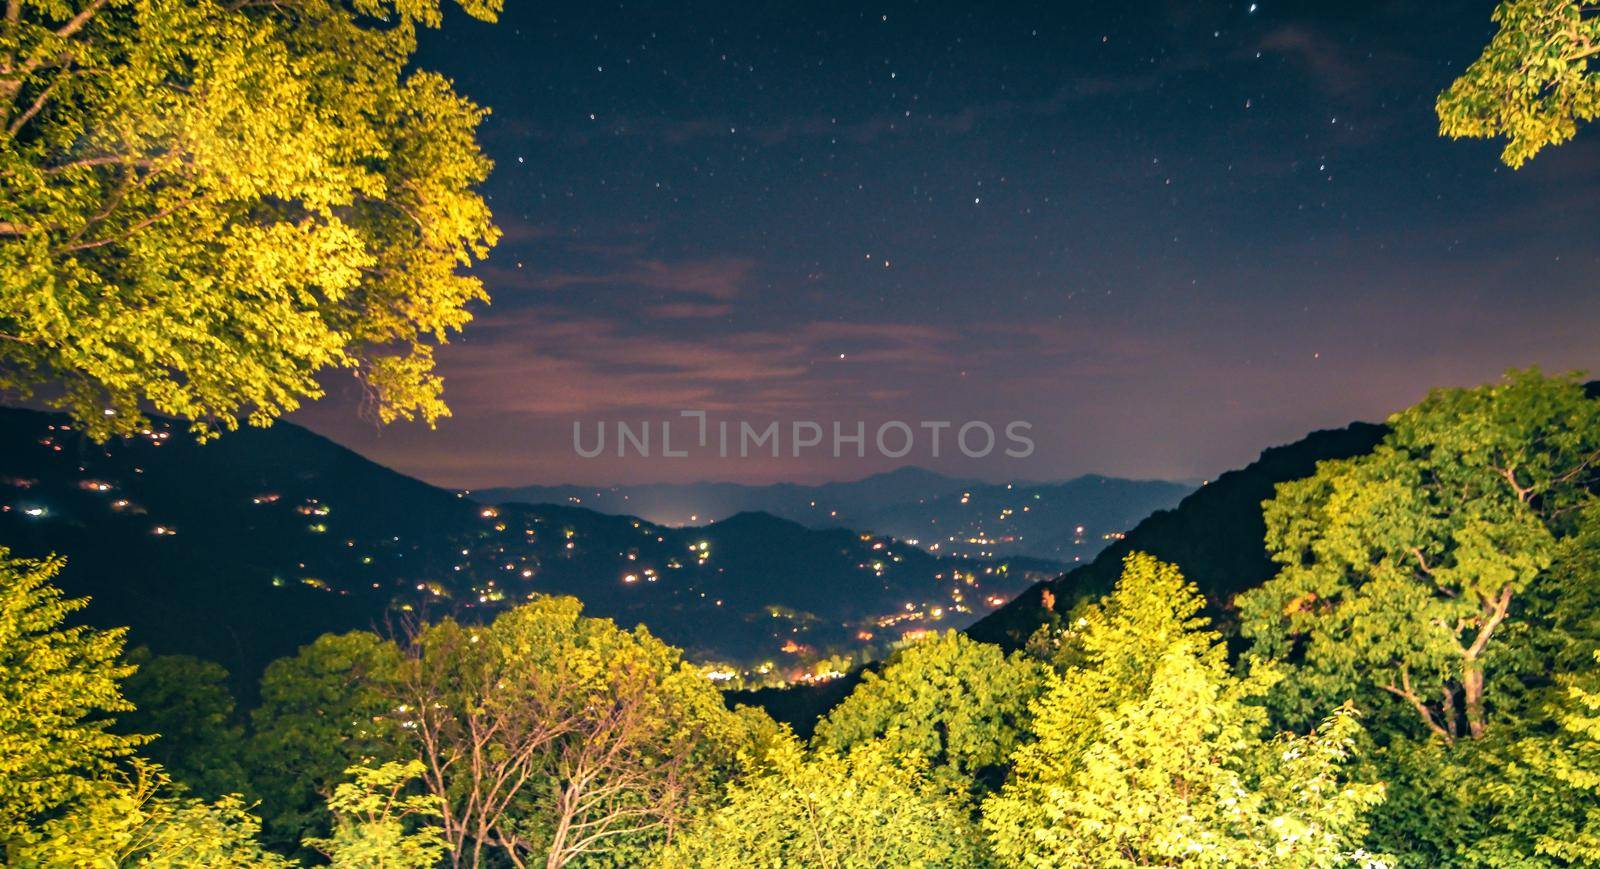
[291,0,1600,488]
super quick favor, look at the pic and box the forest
[5,0,1600,864]
[4,370,1600,866]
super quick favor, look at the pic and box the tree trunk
[1463,664,1486,739]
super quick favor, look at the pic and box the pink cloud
[646,301,735,319]
[528,256,756,300]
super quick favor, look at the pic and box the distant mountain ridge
[480,469,1192,563]
[966,381,1600,650]
[735,420,1391,734]
[965,422,1390,649]
[0,408,1054,691]
[476,467,982,526]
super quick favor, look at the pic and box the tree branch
[1464,586,1514,661]
[55,195,198,253]
[1379,667,1454,744]
[6,70,65,136]
[54,0,109,41]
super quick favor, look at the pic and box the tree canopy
[0,548,140,842]
[660,739,985,868]
[1239,371,1600,742]
[10,761,293,868]
[812,629,1048,792]
[118,648,249,801]
[248,630,409,850]
[397,596,765,867]
[303,760,449,869]
[1439,1,1600,167]
[0,0,501,439]
[984,554,1386,868]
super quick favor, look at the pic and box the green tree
[1439,0,1600,167]
[660,739,986,868]
[249,630,408,850]
[9,760,291,867]
[0,548,140,843]
[119,648,249,801]
[984,553,1386,868]
[812,630,1048,794]
[1527,656,1600,862]
[399,596,762,867]
[1239,371,1600,742]
[1359,648,1600,866]
[303,760,448,869]
[0,0,501,440]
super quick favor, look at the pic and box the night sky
[292,0,1600,488]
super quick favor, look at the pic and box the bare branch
[1378,667,1454,744]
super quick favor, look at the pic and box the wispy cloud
[521,256,756,300]
[437,310,963,418]
[646,301,735,319]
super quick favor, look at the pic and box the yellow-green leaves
[303,760,448,869]
[9,761,293,868]
[399,597,760,866]
[1241,370,1600,741]
[812,630,1049,791]
[984,554,1385,868]
[0,0,499,439]
[0,548,140,844]
[660,740,985,869]
[1439,0,1600,167]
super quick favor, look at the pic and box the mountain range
[0,397,1414,725]
[0,408,1061,692]
[735,420,1392,734]
[480,469,1192,562]
[963,380,1600,652]
[964,421,1390,649]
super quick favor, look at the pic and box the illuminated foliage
[1239,371,1600,742]
[0,0,501,439]
[1361,651,1600,866]
[1439,1,1600,167]
[659,740,985,868]
[398,596,763,867]
[302,760,448,869]
[248,630,408,850]
[1528,656,1600,862]
[9,760,290,867]
[812,629,1049,793]
[0,548,139,842]
[984,554,1386,868]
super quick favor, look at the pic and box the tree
[984,553,1386,868]
[0,0,501,440]
[812,630,1048,794]
[397,597,759,868]
[1239,371,1600,742]
[9,760,291,867]
[303,760,449,869]
[119,648,249,801]
[1526,655,1600,862]
[0,547,140,843]
[1438,1,1600,167]
[659,739,986,868]
[1353,646,1600,866]
[248,630,408,850]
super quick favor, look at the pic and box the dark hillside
[965,422,1388,649]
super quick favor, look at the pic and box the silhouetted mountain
[732,420,1389,733]
[478,467,979,527]
[0,408,1053,691]
[851,474,1193,561]
[965,422,1389,649]
[481,469,1192,562]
